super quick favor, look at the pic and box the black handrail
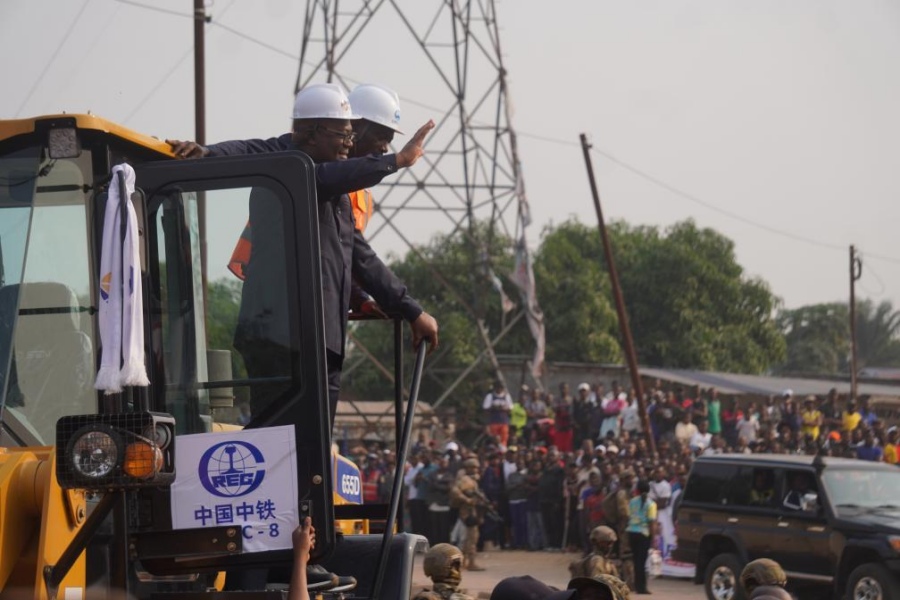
[369,340,427,600]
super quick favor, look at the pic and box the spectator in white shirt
[737,412,760,444]
[674,411,698,447]
[621,393,642,434]
[648,467,672,510]
[689,421,713,453]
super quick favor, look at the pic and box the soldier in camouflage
[449,458,486,571]
[568,573,632,600]
[740,558,793,600]
[569,526,620,579]
[412,543,475,600]
[604,469,635,591]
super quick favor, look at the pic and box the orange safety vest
[228,189,375,281]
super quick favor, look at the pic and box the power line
[106,1,900,270]
[114,0,190,19]
[16,0,92,117]
[588,145,850,253]
[119,0,239,124]
[209,21,299,61]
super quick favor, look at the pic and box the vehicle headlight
[889,536,900,554]
[69,426,122,479]
[57,412,176,490]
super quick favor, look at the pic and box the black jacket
[208,135,423,356]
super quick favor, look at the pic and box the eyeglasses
[315,126,357,143]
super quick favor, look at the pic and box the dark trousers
[508,500,528,549]
[429,509,451,544]
[409,498,429,537]
[628,531,651,593]
[541,502,563,548]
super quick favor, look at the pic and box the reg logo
[199,440,266,497]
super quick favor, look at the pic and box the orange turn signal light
[123,441,163,479]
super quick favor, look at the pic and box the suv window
[683,462,733,504]
[729,466,776,508]
[782,469,819,513]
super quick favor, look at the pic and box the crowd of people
[350,378,896,595]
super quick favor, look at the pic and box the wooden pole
[850,245,862,401]
[579,134,656,457]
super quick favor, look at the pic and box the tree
[854,299,900,370]
[533,223,621,364]
[774,299,900,376]
[775,303,849,375]
[536,219,785,373]
[206,277,247,379]
[343,223,528,418]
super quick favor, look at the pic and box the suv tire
[704,552,745,600]
[847,563,900,600]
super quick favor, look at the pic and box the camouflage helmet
[463,457,480,469]
[568,574,631,600]
[423,543,464,585]
[590,525,618,545]
[740,558,787,592]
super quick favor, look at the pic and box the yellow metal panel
[0,114,175,157]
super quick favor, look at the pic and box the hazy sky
[3,0,899,312]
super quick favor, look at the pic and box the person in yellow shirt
[800,396,823,442]
[842,400,862,434]
[884,428,899,465]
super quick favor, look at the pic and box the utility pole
[194,0,209,304]
[849,245,862,401]
[579,134,656,457]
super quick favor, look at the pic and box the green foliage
[774,299,900,375]
[533,221,621,363]
[206,277,247,378]
[342,218,790,408]
[536,219,786,373]
[344,223,527,407]
[776,303,848,375]
[854,299,900,370]
[778,300,900,375]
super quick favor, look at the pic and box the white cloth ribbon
[94,163,149,393]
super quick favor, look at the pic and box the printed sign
[334,453,362,504]
[172,425,298,553]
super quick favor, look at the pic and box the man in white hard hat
[169,83,403,232]
[168,83,438,425]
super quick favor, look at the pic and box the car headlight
[57,412,175,490]
[889,536,900,554]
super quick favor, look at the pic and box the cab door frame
[133,152,336,570]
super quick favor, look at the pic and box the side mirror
[801,492,820,513]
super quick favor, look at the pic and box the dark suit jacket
[210,136,423,356]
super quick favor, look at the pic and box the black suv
[674,454,900,600]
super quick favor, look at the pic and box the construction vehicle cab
[0,114,425,600]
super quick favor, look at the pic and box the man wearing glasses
[168,83,439,422]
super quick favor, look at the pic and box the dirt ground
[411,548,703,599]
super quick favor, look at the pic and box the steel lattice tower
[297,0,544,404]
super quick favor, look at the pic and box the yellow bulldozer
[0,114,427,600]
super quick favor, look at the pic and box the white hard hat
[348,84,404,134]
[445,441,459,452]
[578,382,590,392]
[292,83,360,120]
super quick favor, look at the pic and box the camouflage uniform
[569,526,620,579]
[568,573,631,600]
[412,543,475,600]
[740,558,788,596]
[605,472,635,590]
[449,459,485,571]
